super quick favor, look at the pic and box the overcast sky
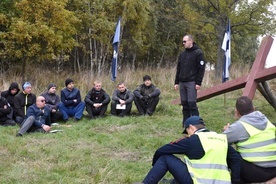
[265,36,276,68]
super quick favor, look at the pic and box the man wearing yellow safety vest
[134,116,241,184]
[223,96,276,183]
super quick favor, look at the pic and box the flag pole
[221,19,231,106]
[111,17,121,81]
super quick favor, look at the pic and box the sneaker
[16,133,22,137]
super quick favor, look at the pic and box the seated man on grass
[133,75,160,116]
[134,116,241,184]
[223,96,276,183]
[16,96,51,136]
[58,79,85,122]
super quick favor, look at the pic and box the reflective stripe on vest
[237,121,276,163]
[184,132,231,184]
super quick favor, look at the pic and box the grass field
[0,67,275,183]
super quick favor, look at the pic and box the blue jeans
[143,155,193,184]
[58,102,85,120]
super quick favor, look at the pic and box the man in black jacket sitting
[133,75,161,116]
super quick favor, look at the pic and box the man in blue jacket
[58,79,85,122]
[16,96,51,136]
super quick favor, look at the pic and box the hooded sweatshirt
[223,111,276,167]
[1,82,20,108]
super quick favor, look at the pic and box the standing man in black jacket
[85,80,110,119]
[133,75,161,116]
[174,34,205,127]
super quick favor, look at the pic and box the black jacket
[1,82,20,108]
[174,44,205,85]
[14,92,36,118]
[133,84,160,98]
[85,88,110,105]
[0,97,12,122]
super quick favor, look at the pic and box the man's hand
[119,99,126,105]
[195,84,201,90]
[223,123,230,131]
[42,125,51,132]
[174,84,179,90]
[93,103,102,108]
[52,109,56,113]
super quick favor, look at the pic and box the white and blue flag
[221,20,231,83]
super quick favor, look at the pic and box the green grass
[0,91,275,184]
[0,67,275,183]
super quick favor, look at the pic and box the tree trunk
[89,27,93,79]
[21,57,26,83]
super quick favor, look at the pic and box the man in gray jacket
[111,82,133,117]
[223,96,276,183]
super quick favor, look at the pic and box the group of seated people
[0,75,160,133]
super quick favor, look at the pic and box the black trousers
[240,159,276,183]
[110,101,132,116]
[50,111,63,123]
[86,103,108,118]
[134,96,159,115]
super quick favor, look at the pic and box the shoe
[16,133,22,137]
[73,118,79,122]
[132,182,144,184]
[64,119,68,123]
[119,113,125,117]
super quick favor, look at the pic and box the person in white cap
[14,82,36,125]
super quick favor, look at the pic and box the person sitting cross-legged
[111,82,133,117]
[85,80,110,119]
[58,78,85,122]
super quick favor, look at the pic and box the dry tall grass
[0,63,275,102]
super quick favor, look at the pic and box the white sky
[265,36,276,68]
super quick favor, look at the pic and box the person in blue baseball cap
[133,116,242,184]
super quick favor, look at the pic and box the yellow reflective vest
[184,132,231,184]
[236,121,276,163]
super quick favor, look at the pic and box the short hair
[185,34,194,41]
[117,82,125,86]
[236,96,254,116]
[94,80,102,86]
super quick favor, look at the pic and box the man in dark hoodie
[14,82,36,126]
[174,34,205,127]
[1,82,20,120]
[133,75,161,116]
[85,80,110,119]
[41,83,63,123]
[0,91,16,126]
